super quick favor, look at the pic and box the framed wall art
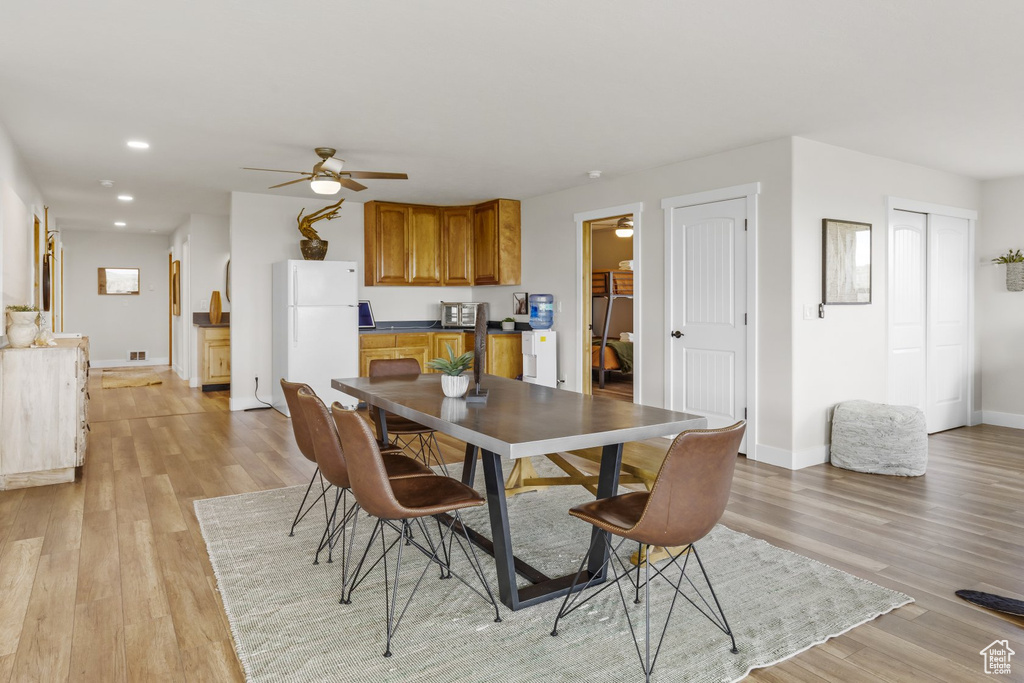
[822,219,872,304]
[171,260,181,316]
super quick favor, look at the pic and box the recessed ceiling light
[117,194,133,202]
[99,179,114,188]
[114,221,126,227]
[127,141,150,149]
[149,229,156,234]
[588,170,602,179]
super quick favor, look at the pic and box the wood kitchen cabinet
[442,206,474,286]
[365,199,520,287]
[199,326,231,389]
[360,331,522,379]
[0,338,89,490]
[472,199,521,286]
[359,333,432,376]
[462,332,523,379]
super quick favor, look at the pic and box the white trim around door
[575,202,644,401]
[661,182,759,459]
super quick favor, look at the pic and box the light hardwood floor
[1,366,1022,681]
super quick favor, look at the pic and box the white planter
[501,321,515,331]
[441,374,469,398]
[5,311,39,348]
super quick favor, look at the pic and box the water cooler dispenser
[522,330,557,388]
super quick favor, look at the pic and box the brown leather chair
[333,406,501,657]
[551,421,746,682]
[280,379,331,538]
[295,388,433,572]
[367,358,448,474]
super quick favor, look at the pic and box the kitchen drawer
[361,334,397,349]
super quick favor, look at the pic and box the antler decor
[296,198,344,240]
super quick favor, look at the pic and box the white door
[888,209,971,433]
[888,210,927,410]
[926,214,970,432]
[667,198,747,439]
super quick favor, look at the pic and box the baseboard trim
[970,410,983,427]
[751,443,829,470]
[981,411,1024,429]
[92,357,170,369]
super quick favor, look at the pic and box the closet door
[888,210,927,411]
[926,215,970,433]
[888,209,971,433]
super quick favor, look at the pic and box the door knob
[671,330,684,338]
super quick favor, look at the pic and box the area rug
[196,475,912,682]
[101,370,163,388]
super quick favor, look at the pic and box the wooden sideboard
[364,199,520,287]
[359,331,522,379]
[198,326,230,390]
[0,337,89,490]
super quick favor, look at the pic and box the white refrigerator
[271,260,359,416]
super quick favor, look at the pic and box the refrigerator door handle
[293,306,298,343]
[293,267,299,306]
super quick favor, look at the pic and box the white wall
[61,230,171,366]
[228,192,472,410]
[790,138,980,465]
[0,120,47,340]
[473,138,794,454]
[977,176,1024,427]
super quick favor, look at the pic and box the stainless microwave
[441,301,480,328]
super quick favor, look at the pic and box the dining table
[332,373,706,610]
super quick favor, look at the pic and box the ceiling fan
[243,147,408,195]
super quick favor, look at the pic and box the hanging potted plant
[426,343,474,397]
[992,249,1024,292]
[4,305,40,348]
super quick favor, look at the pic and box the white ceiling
[2,0,1022,234]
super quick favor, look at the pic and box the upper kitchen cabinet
[365,202,411,286]
[364,199,520,287]
[472,199,520,286]
[442,206,474,286]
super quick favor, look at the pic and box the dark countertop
[361,320,529,335]
[193,312,230,328]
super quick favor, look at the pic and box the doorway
[887,201,975,433]
[583,214,636,402]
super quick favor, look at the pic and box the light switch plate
[803,304,815,320]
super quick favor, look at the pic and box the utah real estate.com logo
[980,640,1014,675]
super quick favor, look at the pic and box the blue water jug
[529,294,554,329]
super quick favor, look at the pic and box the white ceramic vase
[6,311,39,348]
[441,374,469,398]
[501,321,515,331]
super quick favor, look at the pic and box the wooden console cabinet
[199,326,230,390]
[364,199,520,287]
[0,337,89,490]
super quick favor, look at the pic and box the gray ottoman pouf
[830,400,927,476]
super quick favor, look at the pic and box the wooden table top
[332,374,706,458]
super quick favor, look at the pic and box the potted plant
[501,317,515,331]
[5,305,40,348]
[426,343,474,397]
[992,249,1024,292]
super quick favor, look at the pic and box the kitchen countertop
[361,320,529,335]
[193,312,230,328]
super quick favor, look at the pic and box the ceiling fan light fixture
[309,176,341,195]
[615,216,634,238]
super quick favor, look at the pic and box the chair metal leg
[313,488,343,565]
[288,468,319,536]
[690,545,739,654]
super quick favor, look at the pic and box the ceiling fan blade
[343,171,408,180]
[338,177,368,192]
[242,167,308,174]
[268,177,311,189]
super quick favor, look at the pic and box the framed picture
[98,267,141,295]
[513,291,528,316]
[822,219,871,304]
[171,260,181,316]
